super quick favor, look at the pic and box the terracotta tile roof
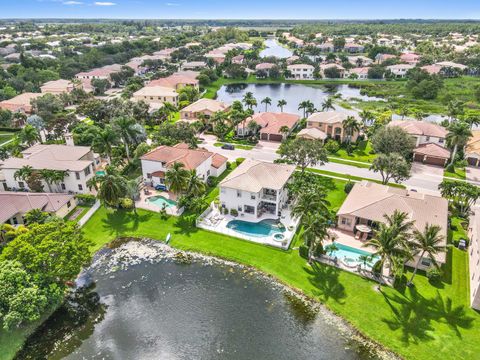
[243,112,300,135]
[147,73,199,89]
[0,92,42,113]
[0,192,74,224]
[388,120,447,138]
[466,130,480,156]
[180,98,229,113]
[255,63,276,70]
[307,111,359,125]
[140,144,213,170]
[297,127,327,140]
[220,159,295,192]
[413,143,451,159]
[211,153,228,169]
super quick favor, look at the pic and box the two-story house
[140,143,227,190]
[387,64,415,78]
[219,159,295,218]
[286,64,315,80]
[0,144,99,193]
[388,120,450,166]
[305,111,360,143]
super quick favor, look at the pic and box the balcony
[261,193,277,202]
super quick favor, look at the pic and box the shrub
[236,158,245,165]
[445,163,455,173]
[344,181,354,194]
[76,194,96,206]
[324,139,340,154]
[230,208,238,216]
[299,244,309,259]
[426,266,442,283]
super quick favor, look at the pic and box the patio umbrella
[356,224,372,233]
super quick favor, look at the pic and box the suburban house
[286,64,315,80]
[255,63,276,77]
[297,127,328,142]
[0,192,76,225]
[468,209,480,309]
[337,181,448,270]
[348,56,373,67]
[0,144,99,194]
[345,67,369,80]
[375,53,397,64]
[0,92,42,114]
[75,64,122,81]
[179,98,229,122]
[132,86,178,107]
[306,111,360,143]
[140,143,228,189]
[237,112,300,141]
[344,42,365,53]
[400,53,421,65]
[465,130,480,167]
[147,73,199,91]
[387,64,415,78]
[388,120,450,166]
[320,63,346,78]
[40,79,76,94]
[317,42,334,52]
[219,159,295,219]
[231,55,245,64]
[181,61,207,71]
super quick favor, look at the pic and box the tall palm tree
[14,165,33,186]
[291,190,330,220]
[446,121,472,166]
[279,125,290,140]
[39,169,56,192]
[18,124,40,146]
[261,97,272,112]
[321,97,335,112]
[298,100,312,119]
[447,100,464,122]
[186,169,206,196]
[165,162,189,198]
[51,170,69,192]
[302,213,331,263]
[359,109,375,130]
[407,224,446,286]
[162,102,178,122]
[89,169,127,208]
[277,99,287,112]
[242,92,257,111]
[113,116,142,161]
[342,116,361,144]
[94,125,118,162]
[126,178,141,215]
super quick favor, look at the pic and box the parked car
[221,143,235,150]
[458,239,467,250]
[155,184,167,191]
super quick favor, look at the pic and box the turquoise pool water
[147,195,177,208]
[226,219,285,238]
[325,243,379,269]
[96,170,106,176]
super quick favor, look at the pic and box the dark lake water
[260,39,293,59]
[17,241,374,360]
[216,83,382,116]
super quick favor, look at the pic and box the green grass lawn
[328,157,372,169]
[305,167,406,188]
[76,191,478,360]
[333,141,376,163]
[0,132,15,146]
[444,168,467,180]
[213,142,254,150]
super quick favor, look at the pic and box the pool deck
[328,229,376,253]
[196,203,300,249]
[136,189,183,216]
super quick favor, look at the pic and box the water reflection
[260,39,293,59]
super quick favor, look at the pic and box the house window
[425,136,430,142]
[207,170,210,176]
[341,217,351,226]
[421,258,431,267]
[75,172,80,180]
[238,206,242,212]
[84,166,91,176]
[67,201,71,208]
[1,182,6,191]
[78,184,83,191]
[147,173,152,179]
[439,138,444,144]
[61,183,66,190]
[251,194,256,200]
[237,191,242,198]
[18,181,25,188]
[11,216,18,225]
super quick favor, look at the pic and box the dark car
[221,143,235,150]
[155,184,167,191]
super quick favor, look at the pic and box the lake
[17,241,374,360]
[260,38,293,59]
[216,83,383,115]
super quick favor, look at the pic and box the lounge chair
[355,231,361,240]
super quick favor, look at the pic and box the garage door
[424,156,447,166]
[268,134,283,142]
[260,133,269,141]
[413,153,424,162]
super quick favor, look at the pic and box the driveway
[466,167,480,182]
[410,163,444,177]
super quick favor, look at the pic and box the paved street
[200,135,480,195]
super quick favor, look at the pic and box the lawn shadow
[304,262,346,304]
[101,209,153,237]
[429,291,474,338]
[173,215,200,237]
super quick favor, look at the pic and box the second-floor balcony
[261,189,277,202]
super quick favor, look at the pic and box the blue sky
[2,0,480,19]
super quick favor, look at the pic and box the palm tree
[447,100,464,122]
[126,178,141,215]
[113,116,142,161]
[94,125,118,162]
[279,125,290,140]
[291,190,330,220]
[50,170,69,192]
[14,165,33,185]
[302,213,334,263]
[446,121,472,166]
[165,162,189,198]
[277,99,287,112]
[398,104,410,120]
[242,92,257,111]
[18,124,40,146]
[321,97,335,112]
[298,100,312,119]
[39,169,56,192]
[342,116,361,144]
[162,102,178,122]
[186,169,206,196]
[359,109,375,130]
[384,210,415,238]
[90,170,127,208]
[261,97,272,112]
[407,224,445,286]
[464,115,480,129]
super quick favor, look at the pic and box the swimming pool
[226,219,285,238]
[96,170,106,176]
[325,243,379,269]
[147,195,177,209]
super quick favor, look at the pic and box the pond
[260,38,293,59]
[216,83,384,116]
[17,241,376,360]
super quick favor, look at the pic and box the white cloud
[94,1,116,5]
[165,2,180,6]
[63,1,83,4]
